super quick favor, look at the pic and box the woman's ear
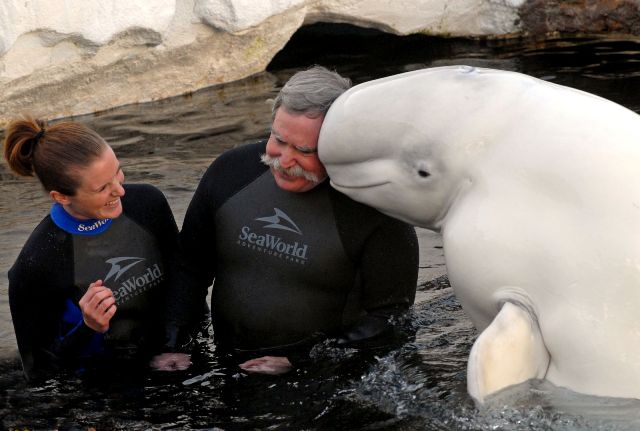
[50,190,71,205]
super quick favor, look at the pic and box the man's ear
[50,190,72,205]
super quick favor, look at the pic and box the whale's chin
[330,180,422,226]
[329,179,391,190]
[329,179,393,208]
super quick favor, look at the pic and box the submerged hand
[239,356,292,375]
[79,280,117,333]
[150,352,192,371]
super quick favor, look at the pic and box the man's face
[264,108,327,193]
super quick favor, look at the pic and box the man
[157,66,418,374]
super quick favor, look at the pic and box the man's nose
[278,145,297,168]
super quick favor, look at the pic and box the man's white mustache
[260,154,321,183]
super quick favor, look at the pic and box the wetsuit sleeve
[9,260,52,380]
[54,300,102,356]
[164,142,269,351]
[332,191,419,349]
[8,223,96,380]
[163,171,217,351]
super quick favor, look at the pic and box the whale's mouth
[330,180,391,190]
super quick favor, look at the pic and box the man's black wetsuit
[167,141,419,359]
[9,184,178,381]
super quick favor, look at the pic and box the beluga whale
[317,65,640,404]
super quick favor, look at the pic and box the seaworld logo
[238,227,308,259]
[77,218,110,232]
[237,208,309,263]
[103,256,164,303]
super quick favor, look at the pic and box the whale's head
[319,66,502,229]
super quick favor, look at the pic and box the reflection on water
[1,26,640,429]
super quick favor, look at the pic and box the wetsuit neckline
[50,202,113,235]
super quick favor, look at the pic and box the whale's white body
[318,66,640,403]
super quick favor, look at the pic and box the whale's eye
[411,159,432,179]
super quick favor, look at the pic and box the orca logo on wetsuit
[103,256,145,282]
[255,208,303,235]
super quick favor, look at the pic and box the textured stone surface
[195,0,307,32]
[0,2,306,126]
[0,1,176,57]
[315,0,525,35]
[1,0,639,125]
[520,0,640,36]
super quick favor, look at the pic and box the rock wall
[1,0,639,126]
[521,0,640,35]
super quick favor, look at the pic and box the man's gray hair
[272,65,352,121]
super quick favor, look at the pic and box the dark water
[2,24,640,430]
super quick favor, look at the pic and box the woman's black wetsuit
[8,184,178,380]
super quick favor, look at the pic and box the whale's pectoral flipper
[467,301,550,405]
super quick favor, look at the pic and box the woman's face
[59,146,126,220]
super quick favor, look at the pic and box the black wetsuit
[8,184,178,381]
[167,141,419,359]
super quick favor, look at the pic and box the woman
[4,116,179,381]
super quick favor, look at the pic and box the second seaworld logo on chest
[237,226,308,259]
[235,208,310,263]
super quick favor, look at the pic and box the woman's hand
[78,280,117,333]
